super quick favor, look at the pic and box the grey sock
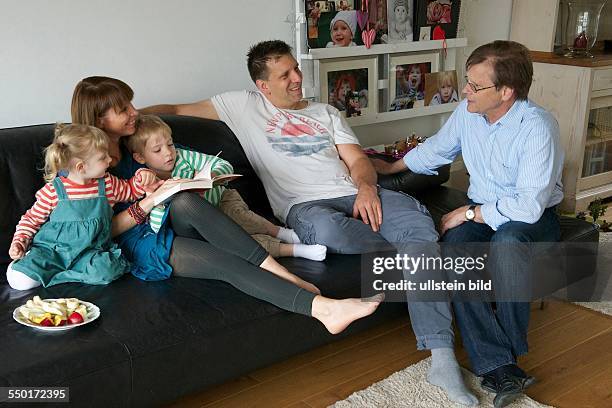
[428,348,478,406]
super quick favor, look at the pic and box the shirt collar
[485,99,528,130]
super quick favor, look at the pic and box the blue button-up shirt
[404,99,564,230]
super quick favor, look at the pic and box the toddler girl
[7,124,156,290]
[429,71,459,105]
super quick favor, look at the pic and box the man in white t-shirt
[142,40,477,406]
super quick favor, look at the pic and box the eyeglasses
[464,76,497,93]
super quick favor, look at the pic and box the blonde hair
[437,71,456,89]
[126,115,172,154]
[71,76,134,126]
[44,124,109,182]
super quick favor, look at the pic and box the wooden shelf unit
[293,0,467,128]
[528,52,612,212]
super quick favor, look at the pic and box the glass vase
[563,0,607,58]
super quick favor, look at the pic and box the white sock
[276,227,301,244]
[292,244,327,261]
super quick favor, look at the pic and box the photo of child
[425,70,459,106]
[307,1,333,40]
[327,69,369,114]
[335,0,353,10]
[387,0,413,43]
[326,10,358,47]
[370,0,389,44]
[389,62,430,111]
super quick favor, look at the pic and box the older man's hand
[440,205,470,237]
[370,158,394,175]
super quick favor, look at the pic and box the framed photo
[413,0,461,41]
[388,52,439,111]
[319,56,379,119]
[424,70,459,106]
[369,0,388,44]
[307,1,359,48]
[386,0,413,43]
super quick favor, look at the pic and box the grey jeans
[286,188,454,349]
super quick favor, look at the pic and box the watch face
[466,209,475,220]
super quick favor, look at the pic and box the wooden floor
[169,302,612,408]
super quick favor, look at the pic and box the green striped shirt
[149,148,234,233]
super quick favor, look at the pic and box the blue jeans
[286,188,455,350]
[442,206,561,375]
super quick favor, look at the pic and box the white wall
[1,0,513,139]
[0,0,295,128]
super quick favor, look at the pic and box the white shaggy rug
[332,232,611,408]
[330,357,553,408]
[575,231,612,316]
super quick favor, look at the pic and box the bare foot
[312,293,385,334]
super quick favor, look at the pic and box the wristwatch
[465,205,476,221]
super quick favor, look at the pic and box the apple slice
[68,311,84,325]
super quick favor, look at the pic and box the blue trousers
[286,188,455,350]
[442,207,561,375]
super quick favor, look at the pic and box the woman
[70,76,382,334]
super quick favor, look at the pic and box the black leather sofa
[0,116,599,407]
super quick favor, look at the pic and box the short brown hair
[247,40,293,82]
[466,40,533,100]
[71,76,134,126]
[126,115,172,154]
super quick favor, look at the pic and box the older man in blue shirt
[374,40,564,408]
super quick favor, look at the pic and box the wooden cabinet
[528,52,612,212]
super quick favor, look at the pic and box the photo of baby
[327,69,369,114]
[424,70,459,106]
[326,10,358,47]
[387,0,413,43]
[389,62,430,111]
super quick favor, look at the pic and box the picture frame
[306,0,388,48]
[388,52,439,111]
[319,55,379,119]
[386,0,414,43]
[307,0,359,48]
[424,70,459,106]
[413,0,461,41]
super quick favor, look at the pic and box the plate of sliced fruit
[13,296,100,331]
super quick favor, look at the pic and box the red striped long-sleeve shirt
[12,170,148,248]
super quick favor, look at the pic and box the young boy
[127,115,327,261]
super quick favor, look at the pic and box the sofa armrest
[377,163,450,193]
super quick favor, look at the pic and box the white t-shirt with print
[212,90,360,222]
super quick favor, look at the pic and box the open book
[153,153,241,206]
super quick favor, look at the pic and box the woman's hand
[139,178,191,212]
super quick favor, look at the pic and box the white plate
[13,299,100,332]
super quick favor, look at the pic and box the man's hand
[370,158,394,175]
[353,185,382,232]
[439,205,470,236]
[369,157,408,175]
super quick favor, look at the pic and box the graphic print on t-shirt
[265,111,332,157]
